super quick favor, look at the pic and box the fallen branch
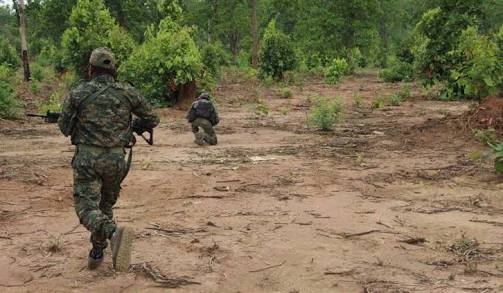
[334,229,398,239]
[249,261,286,273]
[469,219,503,227]
[168,194,229,200]
[216,179,241,183]
[130,263,200,288]
[376,221,393,229]
[398,237,426,245]
[324,269,356,276]
[147,224,207,236]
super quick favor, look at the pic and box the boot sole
[113,227,133,272]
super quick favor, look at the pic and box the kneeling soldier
[186,93,219,145]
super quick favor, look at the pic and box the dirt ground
[1,71,502,293]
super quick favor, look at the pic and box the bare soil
[1,71,503,293]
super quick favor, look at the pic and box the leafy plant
[472,128,497,145]
[61,0,136,77]
[307,96,343,131]
[0,65,21,119]
[280,88,293,99]
[488,143,503,174]
[324,58,349,85]
[450,26,502,99]
[398,85,412,99]
[379,59,414,83]
[119,18,203,103]
[201,42,230,79]
[388,94,403,106]
[253,100,270,117]
[371,96,386,109]
[279,107,290,115]
[259,19,297,81]
[353,95,364,108]
[0,38,20,69]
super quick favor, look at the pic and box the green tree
[61,0,135,77]
[413,1,485,89]
[119,18,203,104]
[259,19,296,80]
[450,26,502,98]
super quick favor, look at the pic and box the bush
[324,58,349,85]
[450,26,502,99]
[379,59,415,83]
[388,94,403,106]
[280,88,293,99]
[489,143,503,174]
[307,96,343,131]
[398,85,412,99]
[371,96,386,109]
[201,42,230,78]
[61,0,136,77]
[119,18,203,104]
[0,39,20,69]
[0,65,21,119]
[259,20,297,81]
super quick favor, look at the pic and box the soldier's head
[198,93,210,100]
[88,47,116,78]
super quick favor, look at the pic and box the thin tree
[250,0,258,68]
[17,0,30,81]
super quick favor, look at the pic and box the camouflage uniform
[58,48,159,253]
[186,94,219,145]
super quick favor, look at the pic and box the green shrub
[0,65,21,119]
[259,19,297,81]
[253,100,270,117]
[280,88,293,99]
[61,0,136,77]
[307,96,343,131]
[450,26,502,99]
[371,96,386,109]
[0,39,20,69]
[473,128,497,145]
[488,143,503,174]
[353,95,364,108]
[201,42,230,79]
[119,18,203,104]
[379,59,415,83]
[324,58,349,85]
[398,85,412,99]
[388,94,403,106]
[38,91,63,114]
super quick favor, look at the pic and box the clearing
[1,71,502,292]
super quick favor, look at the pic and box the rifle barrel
[26,113,47,118]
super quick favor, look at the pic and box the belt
[78,144,124,154]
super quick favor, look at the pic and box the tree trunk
[18,0,30,81]
[250,0,258,68]
[230,33,239,64]
[177,80,197,110]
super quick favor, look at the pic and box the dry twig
[130,263,200,288]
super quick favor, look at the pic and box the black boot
[88,248,104,270]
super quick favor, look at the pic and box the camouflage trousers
[191,118,217,145]
[72,145,126,251]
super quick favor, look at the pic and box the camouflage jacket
[58,74,159,148]
[186,98,219,126]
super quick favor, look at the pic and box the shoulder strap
[75,84,113,111]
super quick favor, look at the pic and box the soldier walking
[58,48,159,271]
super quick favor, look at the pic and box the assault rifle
[26,111,154,145]
[132,125,154,146]
[26,111,60,123]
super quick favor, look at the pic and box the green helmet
[89,47,115,70]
